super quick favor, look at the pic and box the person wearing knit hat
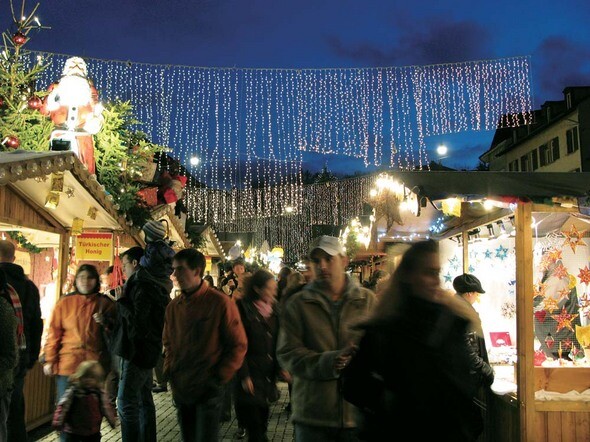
[140,220,175,294]
[142,220,167,243]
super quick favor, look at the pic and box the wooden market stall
[381,171,590,442]
[0,150,142,430]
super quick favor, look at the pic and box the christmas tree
[0,0,175,229]
[0,1,52,151]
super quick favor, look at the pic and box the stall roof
[0,150,135,235]
[379,171,590,242]
[392,171,590,200]
[191,224,225,258]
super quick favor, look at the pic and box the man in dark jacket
[112,246,171,442]
[0,240,43,442]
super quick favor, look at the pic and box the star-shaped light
[484,249,493,259]
[551,307,579,333]
[495,245,508,260]
[562,225,587,253]
[443,272,453,283]
[578,265,590,285]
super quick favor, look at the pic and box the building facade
[480,86,590,172]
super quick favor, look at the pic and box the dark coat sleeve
[466,332,495,388]
[24,280,43,369]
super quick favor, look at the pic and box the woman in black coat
[235,269,289,442]
[342,240,483,442]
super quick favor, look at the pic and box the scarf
[6,284,26,350]
[253,298,274,319]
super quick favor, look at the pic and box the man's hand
[241,377,255,395]
[43,363,53,376]
[334,344,358,372]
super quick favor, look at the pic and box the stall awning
[391,171,590,200]
[0,150,134,235]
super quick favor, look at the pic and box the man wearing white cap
[277,236,376,441]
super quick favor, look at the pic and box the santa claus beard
[53,75,92,107]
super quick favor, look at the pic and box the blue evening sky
[24,0,590,173]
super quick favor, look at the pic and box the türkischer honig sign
[75,232,113,261]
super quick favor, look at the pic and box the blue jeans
[118,359,157,442]
[294,423,359,442]
[175,385,224,442]
[56,375,70,442]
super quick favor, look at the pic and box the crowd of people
[0,229,497,442]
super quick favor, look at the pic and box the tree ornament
[0,96,4,107]
[562,225,587,253]
[12,31,27,46]
[545,333,555,349]
[27,96,42,110]
[3,135,20,149]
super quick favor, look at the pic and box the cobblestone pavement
[31,382,294,441]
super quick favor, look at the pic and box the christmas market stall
[378,171,590,442]
[0,150,142,430]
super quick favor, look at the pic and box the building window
[551,137,560,161]
[539,143,549,167]
[509,159,519,171]
[566,127,579,154]
[520,155,529,171]
[566,93,572,109]
[531,149,539,170]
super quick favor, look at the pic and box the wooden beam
[462,230,469,273]
[515,201,534,442]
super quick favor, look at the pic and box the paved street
[31,382,294,441]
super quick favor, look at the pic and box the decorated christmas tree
[0,1,52,150]
[0,0,176,229]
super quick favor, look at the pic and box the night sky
[22,0,590,173]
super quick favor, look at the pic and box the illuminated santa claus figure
[43,57,104,174]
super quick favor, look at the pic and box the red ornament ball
[12,32,27,46]
[27,96,42,110]
[0,97,4,107]
[4,136,20,149]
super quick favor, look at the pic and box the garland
[7,231,41,253]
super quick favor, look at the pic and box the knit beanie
[143,220,167,242]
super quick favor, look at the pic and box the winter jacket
[52,386,116,436]
[43,292,114,376]
[235,298,280,406]
[0,296,18,394]
[112,267,170,369]
[342,294,483,441]
[162,281,247,405]
[0,262,42,372]
[276,276,376,429]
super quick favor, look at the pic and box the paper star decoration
[468,265,475,273]
[444,272,453,283]
[562,225,587,253]
[578,265,590,285]
[448,256,460,271]
[533,282,546,299]
[552,263,569,280]
[548,249,563,262]
[495,245,508,260]
[551,307,579,333]
[556,288,571,303]
[541,297,560,312]
[484,249,493,259]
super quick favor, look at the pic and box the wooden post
[462,230,469,273]
[57,231,71,299]
[515,201,534,441]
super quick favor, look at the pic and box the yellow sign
[75,233,113,262]
[205,256,212,272]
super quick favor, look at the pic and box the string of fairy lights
[22,51,533,260]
